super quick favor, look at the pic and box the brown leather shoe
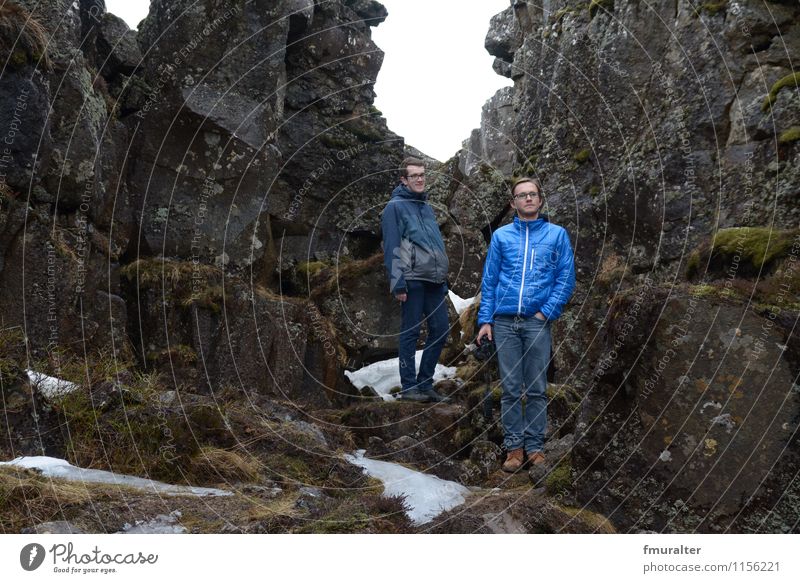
[527,451,545,466]
[502,448,524,472]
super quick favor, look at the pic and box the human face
[511,183,542,220]
[400,165,426,194]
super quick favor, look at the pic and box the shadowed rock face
[0,1,404,396]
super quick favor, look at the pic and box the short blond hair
[511,176,542,197]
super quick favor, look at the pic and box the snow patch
[344,352,457,400]
[121,511,187,534]
[0,457,232,497]
[26,370,80,399]
[447,290,476,315]
[345,450,469,525]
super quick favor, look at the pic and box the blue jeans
[399,280,449,392]
[493,315,551,453]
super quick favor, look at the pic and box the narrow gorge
[0,0,798,534]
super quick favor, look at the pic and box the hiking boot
[397,389,432,403]
[502,448,524,473]
[527,451,546,466]
[421,388,449,403]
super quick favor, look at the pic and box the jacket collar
[513,215,549,229]
[392,184,428,201]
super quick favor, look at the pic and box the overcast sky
[105,0,512,161]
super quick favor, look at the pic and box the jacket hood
[391,184,427,201]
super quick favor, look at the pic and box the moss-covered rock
[687,227,799,279]
[762,72,800,112]
[778,126,800,145]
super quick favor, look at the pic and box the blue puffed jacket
[477,216,576,324]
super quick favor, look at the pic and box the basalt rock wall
[466,0,800,532]
[0,0,404,406]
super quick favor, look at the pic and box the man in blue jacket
[381,157,450,403]
[476,177,576,471]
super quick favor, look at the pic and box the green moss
[574,149,591,163]
[122,257,224,312]
[10,50,27,67]
[712,227,797,271]
[685,250,702,278]
[762,72,800,112]
[181,285,224,313]
[701,1,728,16]
[345,119,384,142]
[297,261,327,278]
[146,344,197,365]
[311,253,383,299]
[778,126,800,145]
[319,133,351,149]
[545,462,573,495]
[589,0,614,18]
[589,185,601,197]
[690,284,720,298]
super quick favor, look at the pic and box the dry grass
[0,466,92,532]
[190,447,261,483]
[0,3,50,69]
[121,257,220,289]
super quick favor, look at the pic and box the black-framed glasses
[407,173,425,181]
[514,191,540,200]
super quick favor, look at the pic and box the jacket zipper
[416,203,439,278]
[518,223,529,314]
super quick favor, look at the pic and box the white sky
[105,0,512,161]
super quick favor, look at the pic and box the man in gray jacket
[381,157,450,403]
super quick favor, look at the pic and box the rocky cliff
[0,0,405,401]
[464,0,800,532]
[1,0,798,534]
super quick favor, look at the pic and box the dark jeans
[493,314,551,453]
[399,280,449,392]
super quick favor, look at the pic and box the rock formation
[469,0,800,532]
[1,0,798,534]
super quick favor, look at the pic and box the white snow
[344,450,470,525]
[26,370,80,399]
[122,511,187,534]
[0,457,232,497]
[448,290,476,315]
[344,352,457,400]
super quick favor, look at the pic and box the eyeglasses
[407,173,425,181]
[514,191,540,200]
